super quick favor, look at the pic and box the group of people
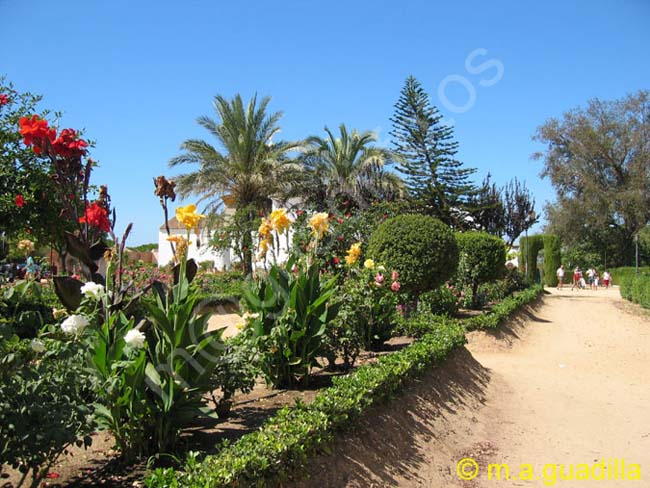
[555,265,612,290]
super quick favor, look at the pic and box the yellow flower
[167,235,190,262]
[175,204,205,232]
[270,208,292,234]
[259,238,270,254]
[364,259,375,270]
[17,239,35,254]
[308,212,329,239]
[345,242,362,265]
[52,308,67,320]
[258,218,273,238]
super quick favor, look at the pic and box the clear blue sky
[2,0,648,244]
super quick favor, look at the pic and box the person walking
[571,267,582,291]
[603,270,612,289]
[556,265,565,289]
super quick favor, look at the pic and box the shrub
[543,235,561,287]
[455,232,506,308]
[367,215,458,296]
[620,273,650,308]
[0,280,56,338]
[610,267,650,287]
[420,284,461,316]
[0,335,94,486]
[463,285,543,331]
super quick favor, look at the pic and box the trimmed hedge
[455,231,506,307]
[367,214,458,295]
[145,285,543,488]
[620,273,650,308]
[463,285,543,331]
[610,267,650,287]
[145,322,466,487]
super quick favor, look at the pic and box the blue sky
[2,0,649,244]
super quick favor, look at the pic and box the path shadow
[286,346,492,487]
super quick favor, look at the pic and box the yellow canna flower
[270,208,292,234]
[259,237,270,254]
[308,212,329,239]
[345,242,362,265]
[364,259,375,270]
[175,204,205,232]
[258,218,273,238]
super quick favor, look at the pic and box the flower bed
[144,285,542,487]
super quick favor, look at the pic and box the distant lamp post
[524,210,536,281]
[635,232,639,274]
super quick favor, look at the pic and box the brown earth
[290,287,650,487]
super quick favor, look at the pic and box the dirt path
[292,287,650,487]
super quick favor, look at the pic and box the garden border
[144,285,544,488]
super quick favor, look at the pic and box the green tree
[534,90,650,266]
[0,78,74,265]
[169,94,302,274]
[503,177,536,247]
[468,173,505,236]
[301,124,403,212]
[390,76,477,227]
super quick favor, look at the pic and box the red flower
[18,115,56,155]
[52,128,88,159]
[45,472,60,479]
[336,235,344,242]
[0,93,8,106]
[337,218,344,224]
[15,194,25,207]
[79,202,111,232]
[332,257,340,265]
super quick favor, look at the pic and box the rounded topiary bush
[455,231,507,307]
[367,214,458,295]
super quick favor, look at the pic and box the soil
[289,287,650,487]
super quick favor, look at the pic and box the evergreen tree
[469,173,505,236]
[390,76,477,226]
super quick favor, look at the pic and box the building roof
[159,216,208,231]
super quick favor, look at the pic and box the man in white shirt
[556,265,565,289]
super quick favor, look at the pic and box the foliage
[609,267,650,287]
[502,178,537,247]
[144,320,466,488]
[210,329,260,418]
[535,90,650,266]
[193,269,246,300]
[300,124,404,212]
[390,75,476,227]
[367,214,458,296]
[463,285,543,331]
[620,273,650,308]
[242,258,339,388]
[419,284,462,316]
[0,279,56,338]
[169,94,303,274]
[394,309,456,338]
[0,335,94,487]
[543,235,561,287]
[455,231,506,308]
[0,78,76,254]
[468,173,505,236]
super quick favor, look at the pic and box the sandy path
[293,287,650,487]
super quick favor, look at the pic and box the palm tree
[301,124,404,211]
[169,94,302,274]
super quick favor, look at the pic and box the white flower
[80,281,105,300]
[376,265,386,272]
[124,328,146,348]
[61,314,89,335]
[30,339,45,353]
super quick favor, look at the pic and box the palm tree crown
[301,124,403,210]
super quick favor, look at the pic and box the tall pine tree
[390,76,477,227]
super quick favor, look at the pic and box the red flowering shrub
[15,194,25,207]
[78,202,111,232]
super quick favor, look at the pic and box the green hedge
[620,273,650,308]
[609,267,650,287]
[144,285,543,488]
[463,285,543,331]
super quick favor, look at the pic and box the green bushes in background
[455,232,506,307]
[520,234,561,286]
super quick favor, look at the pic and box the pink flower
[391,270,399,281]
[375,273,384,284]
[391,281,401,292]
